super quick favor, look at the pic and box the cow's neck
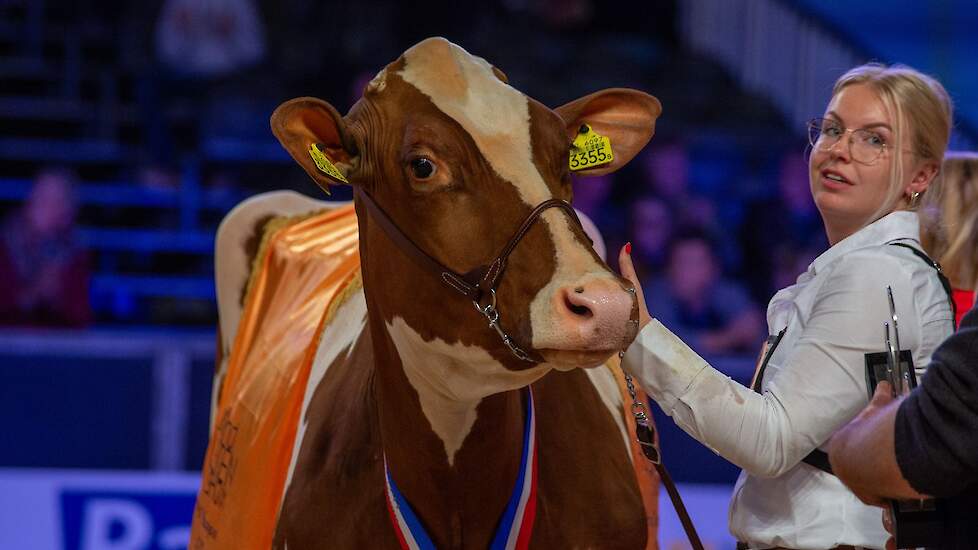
[383,315,534,461]
[366,309,532,545]
[354,189,554,545]
[360,281,550,547]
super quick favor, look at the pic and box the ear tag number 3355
[569,123,614,171]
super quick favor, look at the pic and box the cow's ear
[554,88,661,176]
[271,97,360,193]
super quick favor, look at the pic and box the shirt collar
[808,211,921,276]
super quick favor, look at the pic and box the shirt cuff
[621,319,711,412]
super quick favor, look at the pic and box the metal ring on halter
[473,288,500,326]
[473,287,497,312]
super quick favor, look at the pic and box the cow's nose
[556,278,634,348]
[563,286,595,318]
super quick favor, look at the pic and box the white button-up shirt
[623,211,954,549]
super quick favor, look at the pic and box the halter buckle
[473,288,533,362]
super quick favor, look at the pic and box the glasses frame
[806,117,892,166]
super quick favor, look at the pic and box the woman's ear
[907,160,940,196]
[270,97,360,194]
[554,88,661,176]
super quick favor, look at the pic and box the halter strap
[356,189,582,302]
[355,188,583,361]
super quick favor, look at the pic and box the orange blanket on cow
[190,204,660,549]
[191,204,360,549]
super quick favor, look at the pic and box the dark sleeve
[894,303,978,497]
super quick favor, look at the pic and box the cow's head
[272,37,659,389]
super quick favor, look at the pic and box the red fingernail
[625,242,632,255]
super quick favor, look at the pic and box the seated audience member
[643,227,762,355]
[740,149,826,302]
[920,151,978,326]
[828,301,978,550]
[0,168,92,327]
[573,173,627,247]
[639,139,691,206]
[637,139,718,233]
[629,195,674,276]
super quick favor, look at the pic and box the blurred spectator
[572,174,617,226]
[0,169,92,327]
[644,227,762,355]
[132,0,269,166]
[571,173,635,268]
[639,139,690,205]
[629,195,673,276]
[637,139,720,235]
[739,149,826,302]
[920,151,978,325]
[155,0,266,79]
[137,162,181,192]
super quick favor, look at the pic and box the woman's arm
[618,246,925,477]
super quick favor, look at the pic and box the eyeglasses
[807,117,890,165]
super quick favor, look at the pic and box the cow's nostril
[564,294,593,318]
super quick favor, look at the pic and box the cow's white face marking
[398,38,611,352]
[386,316,551,465]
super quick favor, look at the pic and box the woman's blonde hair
[831,63,953,224]
[920,151,978,290]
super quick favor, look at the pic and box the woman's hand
[618,242,652,330]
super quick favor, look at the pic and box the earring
[910,191,921,207]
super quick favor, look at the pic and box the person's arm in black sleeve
[829,305,978,504]
[894,305,978,497]
[829,383,925,505]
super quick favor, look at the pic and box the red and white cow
[201,37,662,549]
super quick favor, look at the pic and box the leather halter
[355,188,585,362]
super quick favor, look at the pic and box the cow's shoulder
[274,288,394,548]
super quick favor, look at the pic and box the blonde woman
[618,63,956,549]
[921,151,978,326]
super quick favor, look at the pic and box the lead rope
[619,350,705,550]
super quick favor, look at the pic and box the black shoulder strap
[802,242,958,476]
[751,328,786,394]
[803,449,834,474]
[888,242,957,326]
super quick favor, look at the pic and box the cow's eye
[410,157,436,179]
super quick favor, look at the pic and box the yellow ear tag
[569,123,614,171]
[309,143,349,184]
